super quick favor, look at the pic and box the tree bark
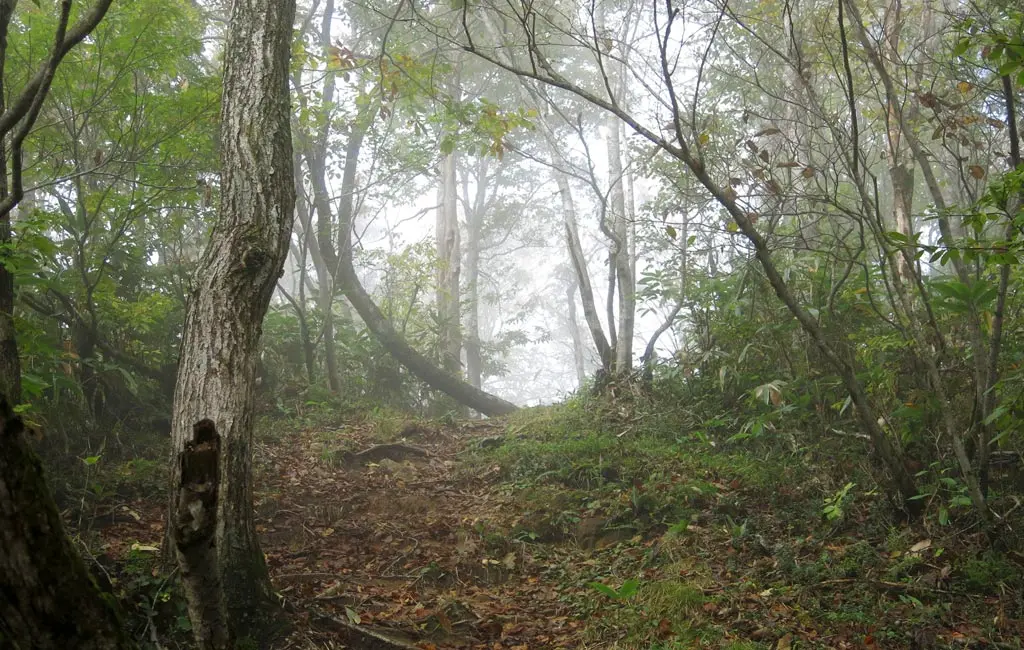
[565,274,586,388]
[0,397,133,650]
[290,122,332,389]
[881,0,916,285]
[338,254,517,416]
[607,116,634,373]
[597,2,635,373]
[555,164,613,372]
[173,420,230,650]
[169,0,296,638]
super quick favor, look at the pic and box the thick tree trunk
[169,0,296,638]
[0,397,132,650]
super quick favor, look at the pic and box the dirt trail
[259,419,585,649]
[91,414,1022,649]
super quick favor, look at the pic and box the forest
[0,0,1022,648]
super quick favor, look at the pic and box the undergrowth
[468,381,1024,649]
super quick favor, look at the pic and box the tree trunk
[0,397,133,650]
[463,159,487,390]
[566,275,586,388]
[169,0,296,638]
[338,253,517,416]
[318,101,515,416]
[305,0,341,393]
[435,149,463,376]
[292,152,333,389]
[173,420,230,650]
[555,163,613,372]
[598,3,634,374]
[290,136,331,388]
[881,0,916,285]
[607,119,634,373]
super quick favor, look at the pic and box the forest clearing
[1,0,1024,647]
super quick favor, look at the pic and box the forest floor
[88,402,1024,649]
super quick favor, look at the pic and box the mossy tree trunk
[168,0,297,638]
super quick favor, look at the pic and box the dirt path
[259,419,587,649]
[90,414,1023,649]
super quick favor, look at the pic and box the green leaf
[82,455,102,466]
[998,59,1020,76]
[587,581,620,599]
[345,607,361,625]
[618,579,640,599]
[983,407,1007,427]
[21,373,49,398]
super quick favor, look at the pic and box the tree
[443,0,926,509]
[168,0,297,638]
[328,117,520,415]
[0,1,136,648]
[0,0,113,403]
[16,0,216,421]
[0,398,132,650]
[298,0,343,394]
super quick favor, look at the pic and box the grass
[470,388,1024,648]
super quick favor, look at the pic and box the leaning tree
[167,0,297,641]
